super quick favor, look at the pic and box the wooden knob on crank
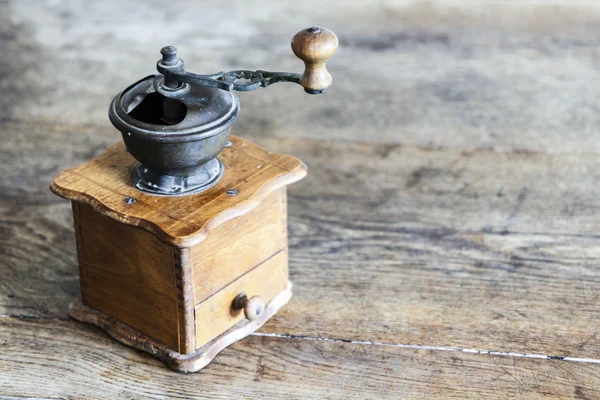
[291,26,339,94]
[233,293,265,321]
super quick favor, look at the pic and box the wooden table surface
[2,1,600,398]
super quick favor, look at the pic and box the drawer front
[191,189,286,304]
[194,250,288,347]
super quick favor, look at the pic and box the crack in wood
[250,332,600,364]
[5,314,597,365]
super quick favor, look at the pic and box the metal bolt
[124,197,137,204]
[160,46,178,66]
[227,189,239,196]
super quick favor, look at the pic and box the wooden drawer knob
[291,27,338,93]
[232,293,265,321]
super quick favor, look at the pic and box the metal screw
[227,189,239,196]
[124,197,137,204]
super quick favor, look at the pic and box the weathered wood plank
[1,318,599,399]
[3,0,600,397]
[3,121,600,358]
[3,1,600,154]
[257,136,600,358]
[0,121,117,319]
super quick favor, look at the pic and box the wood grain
[194,250,288,346]
[191,188,286,304]
[291,27,338,92]
[75,202,180,350]
[4,0,600,396]
[68,133,600,358]
[68,286,292,373]
[1,318,599,400]
[6,1,600,154]
[51,137,306,247]
[256,137,600,359]
[173,247,196,353]
[56,142,295,356]
[4,122,600,359]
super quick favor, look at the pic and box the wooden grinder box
[51,137,306,372]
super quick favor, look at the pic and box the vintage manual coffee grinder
[50,27,338,372]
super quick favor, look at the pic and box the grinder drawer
[194,250,288,347]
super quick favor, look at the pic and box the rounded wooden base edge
[68,281,293,373]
